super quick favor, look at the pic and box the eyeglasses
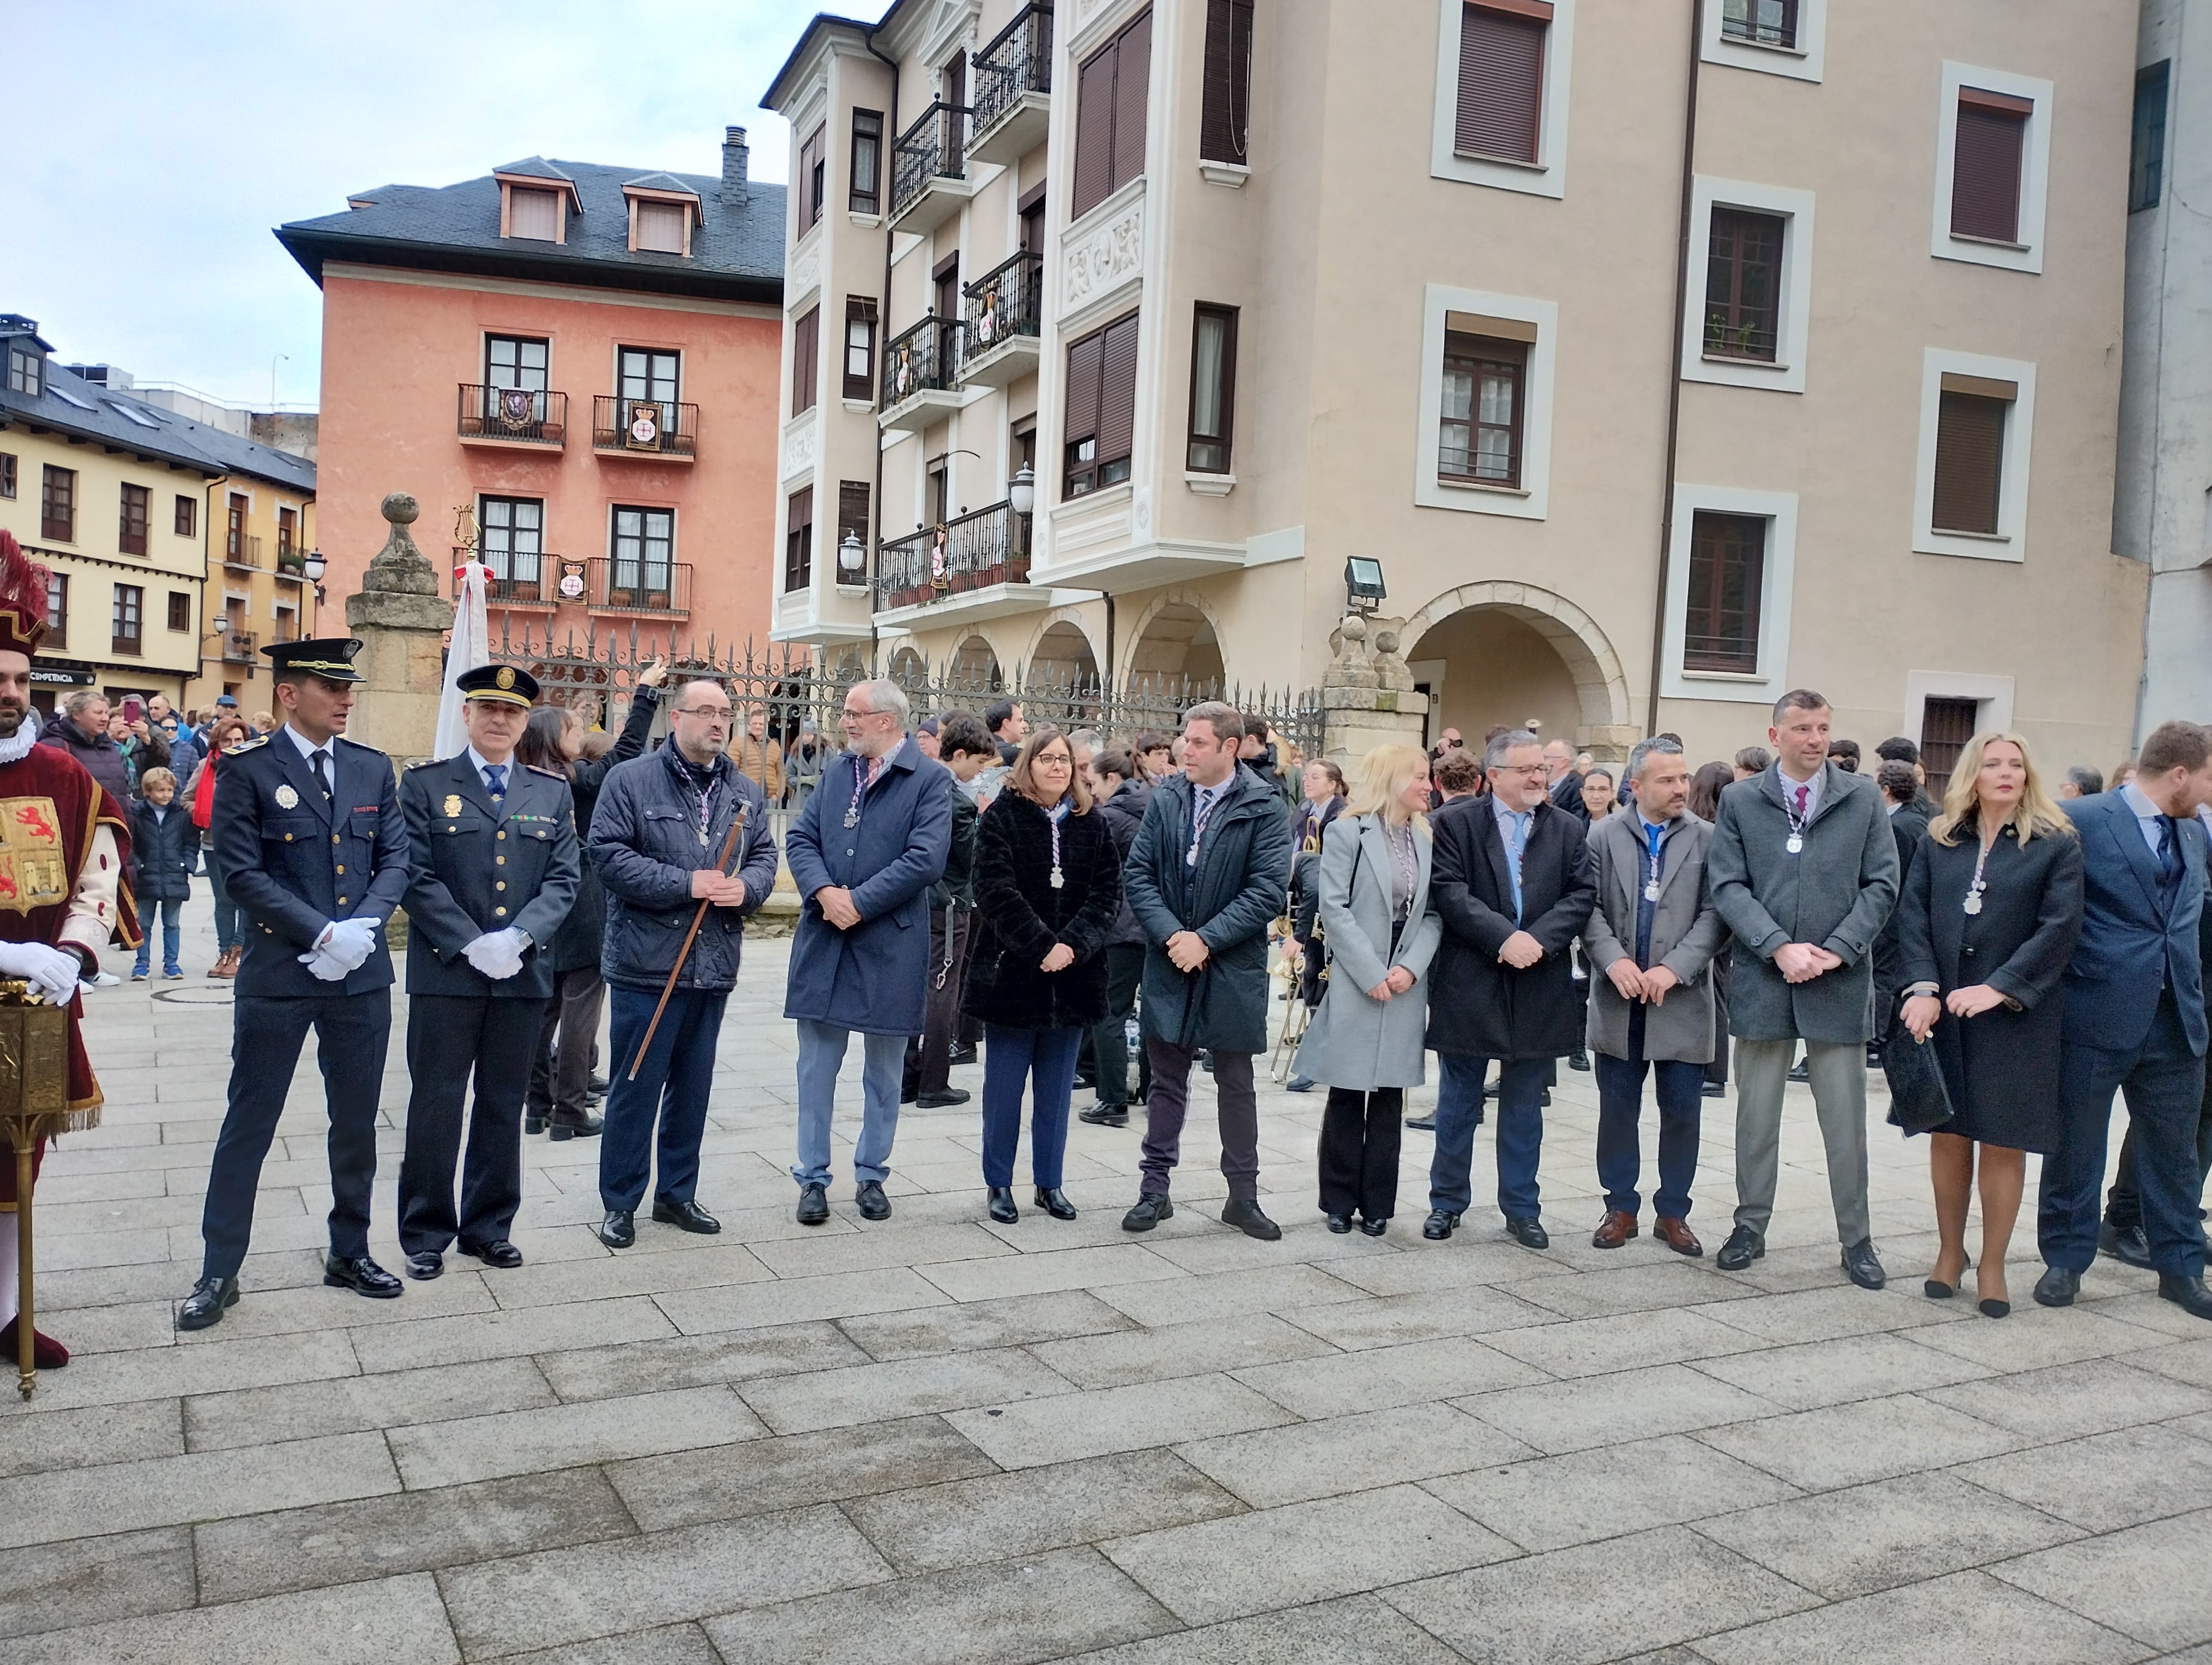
[1033,753,1072,769]
[1491,762,1548,777]
[674,707,732,721]
[841,707,885,721]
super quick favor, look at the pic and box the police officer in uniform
[180,638,412,1329]
[395,665,580,1278]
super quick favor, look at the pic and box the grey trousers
[1138,1037,1259,1201]
[1732,1037,1871,1246]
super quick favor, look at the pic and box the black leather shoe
[987,1187,1020,1223]
[177,1275,238,1331]
[1702,1081,1727,1099]
[1716,1226,1765,1271]
[1787,1059,1810,1083]
[1841,1238,1886,1290]
[457,1239,523,1269]
[1078,1105,1129,1127]
[855,1181,891,1221]
[1403,1114,1438,1131]
[901,1082,919,1105]
[917,1089,971,1108]
[652,1197,722,1234]
[1358,1216,1388,1237]
[2159,1273,2212,1320]
[323,1254,403,1299]
[1327,1212,1354,1234]
[1568,1047,1590,1072]
[2033,1264,2080,1307]
[948,1045,979,1067]
[1423,1209,1460,1240]
[795,1184,829,1225]
[1504,1216,1549,1250]
[403,1251,444,1281]
[548,1112,604,1141]
[1035,1187,1077,1220]
[598,1209,636,1249]
[588,1072,611,1095]
[1122,1191,1174,1232]
[1221,1198,1282,1240]
[523,1113,546,1136]
[2101,1221,2154,1269]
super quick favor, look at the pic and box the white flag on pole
[435,559,492,760]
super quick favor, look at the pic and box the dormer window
[6,346,41,399]
[638,201,686,252]
[493,161,581,243]
[510,187,560,240]
[622,176,704,257]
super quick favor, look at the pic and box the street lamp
[1008,464,1035,518]
[302,548,328,630]
[837,531,865,582]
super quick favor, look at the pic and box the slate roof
[276,152,785,306]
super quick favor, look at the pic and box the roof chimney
[721,126,750,198]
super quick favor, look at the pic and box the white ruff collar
[0,724,38,766]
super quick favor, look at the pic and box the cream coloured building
[765,0,2145,774]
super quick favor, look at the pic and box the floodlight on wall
[1344,556,1387,613]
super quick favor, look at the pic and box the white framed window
[1904,671,2016,769]
[1701,0,1825,83]
[1413,283,1557,520]
[1659,484,1798,706]
[1930,62,2053,275]
[1430,0,1576,201]
[1912,347,2036,563]
[1683,177,1816,394]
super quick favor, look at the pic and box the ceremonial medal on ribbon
[274,785,299,810]
[444,794,463,818]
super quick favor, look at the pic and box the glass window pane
[1192,315,1225,438]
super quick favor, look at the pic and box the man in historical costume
[0,532,138,1367]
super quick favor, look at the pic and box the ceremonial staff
[626,804,749,1080]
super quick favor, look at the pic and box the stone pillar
[1321,613,1430,765]
[342,494,451,767]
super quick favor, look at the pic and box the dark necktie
[311,750,331,802]
[485,764,507,804]
[2157,815,2183,902]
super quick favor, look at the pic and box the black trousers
[905,908,973,1097]
[1088,943,1150,1108]
[399,993,542,1254]
[200,990,391,1281]
[1319,1087,1403,1220]
[528,965,606,1123]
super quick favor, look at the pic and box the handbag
[1883,1021,1955,1135]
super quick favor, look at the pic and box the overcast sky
[8,0,839,408]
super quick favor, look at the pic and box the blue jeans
[1430,1050,1551,1220]
[134,898,182,973]
[598,984,727,1212]
[1594,1045,1704,1218]
[793,1018,905,1189]
[206,852,240,954]
[981,1024,1081,1188]
[2039,990,2208,1278]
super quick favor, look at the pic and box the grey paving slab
[183,1355,555,1450]
[1510,1260,1753,1319]
[535,1319,871,1401]
[1103,1483,1517,1625]
[1907,1306,2182,1371]
[0,1397,182,1479]
[1957,1422,2212,1534]
[654,1265,952,1334]
[1991,1507,2212,1651]
[1696,1391,2025,1491]
[1177,1402,1538,1509]
[1274,1283,1563,1349]
[1478,1307,1769,1378]
[737,1343,1075,1434]
[945,1372,1299,1469]
[1686,1329,1988,1411]
[745,1221,1019,1279]
[1383,1523,1818,1665]
[479,1240,776,1308]
[845,1448,1244,1573]
[1692,1568,2151,1665]
[611,1415,1000,1531]
[1453,1361,1781,1456]
[388,1382,765,1488]
[347,1294,677,1373]
[703,1544,1178,1665]
[1092,1262,1369,1327]
[0,1572,461,1665]
[0,1526,195,1642]
[917,1242,1191,1301]
[479,1622,724,1665]
[435,1505,893,1657]
[1030,1311,1339,1389]
[0,1324,358,1409]
[1135,1220,1400,1275]
[1422,1433,1801,1554]
[2126,1335,2212,1389]
[193,1468,637,1605]
[1229,1332,1544,1417]
[1691,1283,1967,1344]
[1921,1355,2212,1441]
[1321,1239,1580,1298]
[1055,1592,1467,1664]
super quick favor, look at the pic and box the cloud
[10,0,831,405]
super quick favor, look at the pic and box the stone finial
[345,490,453,631]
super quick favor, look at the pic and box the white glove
[0,940,86,1004]
[298,948,351,982]
[462,928,528,981]
[315,918,381,974]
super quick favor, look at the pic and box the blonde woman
[1291,744,1442,1234]
[1896,732,2084,1318]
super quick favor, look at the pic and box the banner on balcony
[624,401,665,451]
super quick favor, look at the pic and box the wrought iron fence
[891,100,971,221]
[972,3,1053,138]
[962,251,1043,361]
[457,383,568,447]
[874,502,1026,614]
[882,315,961,407]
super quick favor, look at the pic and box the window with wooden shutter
[1187,304,1238,473]
[112,584,143,655]
[636,200,687,254]
[509,187,559,241]
[1703,208,1783,362]
[843,298,878,401]
[1071,10,1152,219]
[1063,311,1140,496]
[43,574,64,648]
[1456,1,1549,166]
[1200,0,1253,166]
[1950,89,2030,243]
[167,591,190,633]
[1439,332,1526,487]
[1931,389,2008,535]
[1683,512,1765,673]
[173,493,194,536]
[837,480,871,556]
[792,306,819,416]
[41,466,74,542]
[119,483,149,556]
[799,125,827,232]
[1918,697,1980,782]
[785,487,813,592]
[851,110,883,214]
[0,455,15,500]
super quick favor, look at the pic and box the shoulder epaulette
[335,735,385,755]
[405,757,435,769]
[527,764,564,777]
[227,735,269,753]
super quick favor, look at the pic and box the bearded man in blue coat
[785,679,952,1224]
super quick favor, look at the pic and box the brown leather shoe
[208,946,239,980]
[1654,1216,1703,1257]
[1592,1209,1638,1249]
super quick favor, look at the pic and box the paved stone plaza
[5,913,2212,1663]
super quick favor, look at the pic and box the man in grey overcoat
[1583,737,1725,1256]
[1708,689,1901,1288]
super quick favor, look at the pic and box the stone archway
[884,644,927,686]
[1121,589,1225,695]
[949,634,1002,687]
[1401,581,1636,757]
[1024,619,1101,692]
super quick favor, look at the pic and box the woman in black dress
[1896,732,2084,1318]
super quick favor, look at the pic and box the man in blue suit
[785,679,951,1225]
[2036,720,2212,1318]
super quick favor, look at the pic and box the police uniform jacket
[212,732,412,998]
[399,753,581,1000]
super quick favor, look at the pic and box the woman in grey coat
[1292,745,1443,1234]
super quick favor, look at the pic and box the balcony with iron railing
[872,500,1032,619]
[451,554,556,607]
[879,315,966,431]
[458,384,569,449]
[586,556,691,616]
[959,250,1044,389]
[890,100,977,234]
[224,533,262,572]
[221,629,257,665]
[969,4,1053,165]
[591,396,699,461]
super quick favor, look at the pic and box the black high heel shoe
[1978,1298,2011,1319]
[987,1187,1019,1223]
[1033,1186,1077,1220]
[1924,1252,1973,1299]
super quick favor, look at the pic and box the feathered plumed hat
[0,531,52,656]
